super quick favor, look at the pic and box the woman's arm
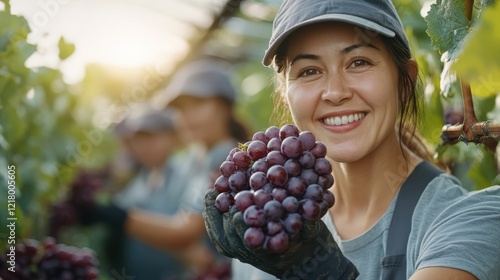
[411,267,477,280]
[125,208,206,251]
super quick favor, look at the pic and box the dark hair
[271,34,434,164]
[229,115,250,143]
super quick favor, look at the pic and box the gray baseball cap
[116,108,176,136]
[263,0,410,66]
[163,59,236,106]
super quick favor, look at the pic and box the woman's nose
[321,74,353,105]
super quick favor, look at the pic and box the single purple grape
[249,171,268,191]
[271,188,288,202]
[252,131,270,144]
[243,205,266,227]
[265,126,280,139]
[281,136,303,159]
[215,192,234,213]
[304,184,324,201]
[233,151,252,169]
[285,177,306,197]
[310,142,327,158]
[300,168,319,185]
[299,151,315,169]
[247,140,268,161]
[226,147,237,161]
[266,150,286,166]
[234,190,255,212]
[261,183,274,194]
[267,137,282,152]
[298,131,316,151]
[214,175,230,193]
[251,158,269,174]
[228,171,248,192]
[284,159,301,177]
[283,213,303,234]
[323,190,335,208]
[314,157,332,175]
[319,200,329,217]
[220,161,236,178]
[299,199,321,220]
[267,231,289,253]
[282,196,299,213]
[244,227,265,249]
[263,200,284,221]
[266,220,284,236]
[279,124,300,140]
[267,165,288,187]
[317,174,334,190]
[253,189,273,208]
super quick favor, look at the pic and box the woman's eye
[350,60,370,68]
[299,69,319,77]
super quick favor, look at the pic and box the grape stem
[440,0,499,152]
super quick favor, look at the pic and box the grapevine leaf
[58,36,75,61]
[425,0,471,61]
[452,2,500,97]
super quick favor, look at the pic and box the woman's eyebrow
[289,42,379,66]
[290,53,320,66]
[342,42,379,54]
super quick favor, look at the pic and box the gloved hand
[203,189,359,280]
[77,203,128,230]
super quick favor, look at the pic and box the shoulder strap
[386,161,443,256]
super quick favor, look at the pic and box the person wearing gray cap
[203,0,500,280]
[118,58,249,279]
[79,107,208,279]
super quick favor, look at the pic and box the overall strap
[382,161,443,279]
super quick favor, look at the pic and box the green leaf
[425,0,471,61]
[452,2,500,97]
[58,36,75,61]
[468,146,498,189]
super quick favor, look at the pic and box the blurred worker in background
[78,58,248,280]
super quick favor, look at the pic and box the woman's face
[126,131,177,168]
[283,22,400,162]
[172,96,231,147]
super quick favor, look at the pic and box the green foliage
[0,10,114,248]
[425,0,470,61]
[425,0,499,189]
[453,2,500,97]
[58,36,75,61]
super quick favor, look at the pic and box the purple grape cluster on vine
[0,237,99,280]
[49,171,103,238]
[213,124,335,253]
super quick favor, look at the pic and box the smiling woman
[11,0,194,83]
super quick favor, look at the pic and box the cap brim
[263,14,396,66]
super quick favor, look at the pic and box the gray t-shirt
[113,157,196,279]
[232,173,500,280]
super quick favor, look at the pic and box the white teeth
[324,113,365,126]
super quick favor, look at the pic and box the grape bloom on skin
[213,124,335,253]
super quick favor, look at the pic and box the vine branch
[440,0,499,151]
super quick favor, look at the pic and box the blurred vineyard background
[1,0,499,278]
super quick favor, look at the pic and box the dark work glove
[203,189,359,280]
[77,203,127,230]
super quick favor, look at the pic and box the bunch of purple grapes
[213,124,335,253]
[49,171,103,238]
[0,237,99,280]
